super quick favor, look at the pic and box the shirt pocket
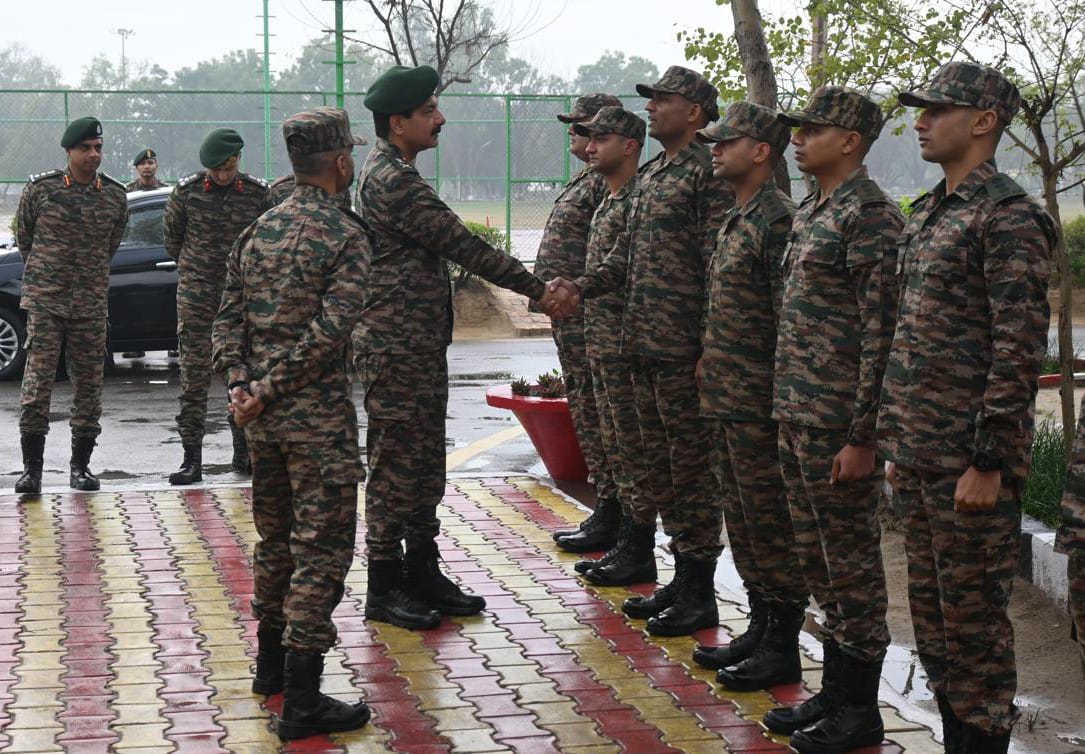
[914,242,969,318]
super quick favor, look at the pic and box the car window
[120,204,165,248]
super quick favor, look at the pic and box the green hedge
[1066,215,1085,287]
[1022,421,1066,527]
[448,220,507,290]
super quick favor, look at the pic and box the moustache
[431,127,442,136]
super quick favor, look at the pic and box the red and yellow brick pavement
[0,478,941,754]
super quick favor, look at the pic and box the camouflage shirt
[877,161,1054,478]
[701,180,796,421]
[270,174,352,213]
[125,178,169,192]
[534,165,609,282]
[163,170,273,317]
[1059,393,1085,553]
[16,168,128,319]
[583,175,637,360]
[212,184,369,445]
[352,138,545,355]
[772,167,902,445]
[573,141,733,361]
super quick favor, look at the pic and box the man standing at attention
[164,128,273,485]
[126,148,168,191]
[354,64,568,630]
[212,107,371,741]
[14,116,128,494]
[880,63,1055,753]
[768,87,901,754]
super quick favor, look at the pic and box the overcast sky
[1,0,733,87]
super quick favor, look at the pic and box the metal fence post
[505,96,513,253]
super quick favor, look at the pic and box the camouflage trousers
[588,353,669,525]
[710,419,806,606]
[777,422,889,662]
[1070,551,1085,680]
[631,356,722,561]
[249,439,361,654]
[896,466,1022,734]
[553,318,617,502]
[176,312,218,445]
[357,350,446,561]
[19,309,107,438]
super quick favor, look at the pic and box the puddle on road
[1057,734,1085,746]
[97,470,137,480]
[449,372,514,382]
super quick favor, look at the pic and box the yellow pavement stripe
[446,426,525,471]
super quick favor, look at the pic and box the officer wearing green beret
[353,65,570,629]
[163,127,272,486]
[126,148,169,192]
[14,116,129,494]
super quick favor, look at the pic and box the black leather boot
[764,639,840,734]
[692,590,767,669]
[789,650,884,754]
[277,652,370,740]
[958,722,1011,754]
[404,541,486,615]
[229,416,252,474]
[936,692,963,754]
[554,495,621,552]
[69,436,100,491]
[646,557,719,636]
[364,558,440,630]
[575,515,630,574]
[168,444,202,485]
[583,522,657,587]
[716,600,805,691]
[252,625,285,695]
[621,554,686,619]
[14,434,45,494]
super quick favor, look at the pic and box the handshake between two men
[538,278,582,320]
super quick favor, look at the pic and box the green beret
[199,128,244,168]
[133,148,157,166]
[61,117,103,149]
[364,65,440,115]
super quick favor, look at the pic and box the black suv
[0,187,178,380]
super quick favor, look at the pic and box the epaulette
[99,172,126,190]
[692,145,714,174]
[760,188,793,226]
[637,153,664,175]
[984,173,1027,204]
[28,169,62,183]
[270,175,294,189]
[240,173,269,189]
[177,172,202,189]
[853,178,888,206]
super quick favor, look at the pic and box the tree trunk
[1043,171,1077,456]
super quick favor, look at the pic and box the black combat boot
[692,590,767,670]
[789,650,884,754]
[364,558,440,630]
[936,692,963,754]
[583,521,657,587]
[554,495,621,552]
[229,416,252,474]
[646,557,719,636]
[764,639,840,734]
[69,436,100,491]
[575,515,630,574]
[276,652,370,740]
[252,625,286,695]
[404,541,486,615]
[168,444,202,485]
[14,434,46,494]
[716,600,805,691]
[621,554,686,619]
[957,722,1011,754]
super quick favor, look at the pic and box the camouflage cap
[133,148,157,166]
[779,86,885,142]
[899,61,1020,124]
[61,116,102,148]
[557,93,623,123]
[696,101,790,154]
[283,107,367,156]
[636,66,720,121]
[572,106,646,144]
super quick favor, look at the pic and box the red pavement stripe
[0,497,27,750]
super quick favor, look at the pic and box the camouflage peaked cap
[61,117,102,148]
[557,93,623,123]
[697,101,790,155]
[779,86,885,142]
[636,66,720,121]
[283,107,367,155]
[572,106,646,144]
[899,61,1020,124]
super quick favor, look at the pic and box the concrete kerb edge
[1019,514,1069,609]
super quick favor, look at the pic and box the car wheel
[0,307,27,381]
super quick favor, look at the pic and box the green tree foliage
[572,51,659,97]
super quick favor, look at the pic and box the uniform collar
[292,182,339,202]
[930,160,998,203]
[740,179,781,217]
[64,168,102,190]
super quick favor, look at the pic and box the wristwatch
[971,451,1003,472]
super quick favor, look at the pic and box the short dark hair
[373,109,416,139]
[289,147,347,177]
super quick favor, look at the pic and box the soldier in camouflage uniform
[1060,399,1085,681]
[688,103,810,694]
[538,92,625,555]
[14,116,128,494]
[354,65,568,631]
[880,63,1056,753]
[212,107,370,741]
[565,67,732,635]
[769,88,901,754]
[125,148,168,192]
[270,173,353,212]
[163,128,273,485]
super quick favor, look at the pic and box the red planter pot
[485,385,589,482]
